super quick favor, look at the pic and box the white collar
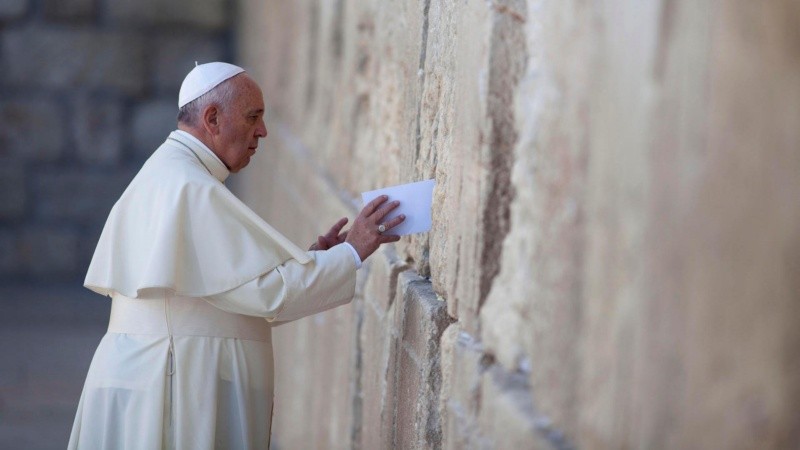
[170,130,231,182]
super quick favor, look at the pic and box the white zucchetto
[178,62,245,108]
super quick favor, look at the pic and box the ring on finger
[377,224,387,234]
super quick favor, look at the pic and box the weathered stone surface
[108,0,229,30]
[34,169,135,225]
[152,34,225,93]
[362,245,409,313]
[239,0,800,448]
[0,100,65,162]
[0,0,27,21]
[2,26,145,95]
[270,298,359,449]
[390,271,452,449]
[425,0,493,333]
[130,100,177,158]
[480,0,590,442]
[478,365,559,450]
[72,97,123,165]
[0,160,26,220]
[440,324,489,450]
[42,0,94,21]
[359,291,398,449]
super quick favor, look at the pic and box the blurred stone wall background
[236,1,800,449]
[0,0,234,283]
[0,1,235,447]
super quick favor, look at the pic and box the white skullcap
[178,62,245,108]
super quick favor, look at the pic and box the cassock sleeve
[204,243,357,322]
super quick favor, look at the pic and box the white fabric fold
[84,130,311,298]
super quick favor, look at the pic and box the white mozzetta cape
[84,130,311,298]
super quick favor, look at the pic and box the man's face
[213,74,268,173]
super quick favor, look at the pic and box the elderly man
[68,62,403,449]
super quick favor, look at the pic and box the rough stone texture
[391,271,452,449]
[0,99,65,162]
[107,0,229,30]
[72,96,123,165]
[238,0,800,448]
[2,26,146,95]
[0,0,27,21]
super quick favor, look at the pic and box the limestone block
[478,366,562,449]
[72,96,123,165]
[271,298,359,449]
[2,27,146,95]
[0,99,65,162]
[439,324,490,450]
[34,169,136,225]
[152,35,225,93]
[426,0,493,332]
[0,160,25,220]
[363,245,409,313]
[359,292,398,449]
[130,100,177,158]
[390,271,452,449]
[480,0,591,442]
[18,227,79,277]
[43,0,94,21]
[107,0,228,30]
[0,0,27,21]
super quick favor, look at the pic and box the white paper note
[361,179,435,236]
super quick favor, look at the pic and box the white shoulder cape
[85,132,311,298]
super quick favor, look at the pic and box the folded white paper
[361,179,435,236]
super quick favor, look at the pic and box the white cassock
[68,130,358,450]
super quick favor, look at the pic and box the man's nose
[256,120,267,138]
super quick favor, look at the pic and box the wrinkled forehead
[233,74,265,110]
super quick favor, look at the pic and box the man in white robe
[68,62,404,450]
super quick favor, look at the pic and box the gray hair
[176,76,239,127]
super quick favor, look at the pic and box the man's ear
[202,105,221,135]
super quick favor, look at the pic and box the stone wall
[236,1,800,448]
[0,0,233,283]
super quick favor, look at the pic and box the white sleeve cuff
[341,242,362,269]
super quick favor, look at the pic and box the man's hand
[309,217,349,251]
[345,195,405,261]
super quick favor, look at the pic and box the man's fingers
[373,200,400,223]
[382,214,405,231]
[327,217,348,237]
[362,195,389,218]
